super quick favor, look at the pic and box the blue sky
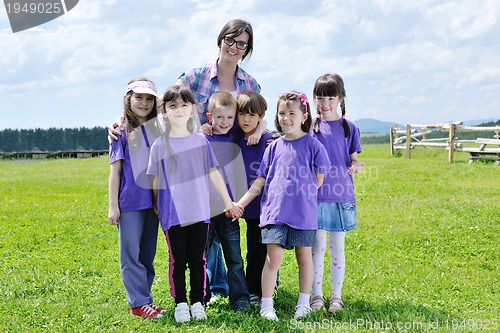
[1,0,499,130]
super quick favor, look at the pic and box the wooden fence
[390,122,500,165]
[0,150,108,160]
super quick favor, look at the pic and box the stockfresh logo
[4,0,79,33]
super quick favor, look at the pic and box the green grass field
[0,145,498,332]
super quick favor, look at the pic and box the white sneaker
[260,307,278,321]
[294,304,312,319]
[174,302,191,323]
[190,302,207,320]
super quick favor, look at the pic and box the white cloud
[0,0,499,130]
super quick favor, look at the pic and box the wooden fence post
[406,124,411,159]
[390,126,394,156]
[448,123,455,163]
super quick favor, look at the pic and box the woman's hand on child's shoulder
[108,116,124,144]
[266,132,282,146]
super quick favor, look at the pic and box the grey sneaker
[190,302,207,320]
[174,302,190,323]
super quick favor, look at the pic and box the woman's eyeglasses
[223,36,248,50]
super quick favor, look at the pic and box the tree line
[0,120,498,152]
[0,127,108,152]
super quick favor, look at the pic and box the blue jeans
[206,213,249,305]
[206,235,229,297]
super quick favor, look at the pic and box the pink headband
[283,91,308,113]
[125,80,158,97]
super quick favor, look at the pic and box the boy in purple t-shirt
[203,91,250,311]
[236,91,275,305]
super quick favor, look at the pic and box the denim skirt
[317,202,357,232]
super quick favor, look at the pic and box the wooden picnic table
[465,138,500,166]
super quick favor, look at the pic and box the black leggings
[165,222,209,304]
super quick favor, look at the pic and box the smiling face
[210,105,236,134]
[314,95,342,121]
[164,96,194,127]
[130,92,155,123]
[277,100,308,139]
[219,31,249,64]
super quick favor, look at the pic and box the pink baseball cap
[125,80,158,97]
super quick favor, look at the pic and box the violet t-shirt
[257,134,330,230]
[147,133,218,231]
[312,119,362,203]
[205,132,247,215]
[109,125,155,212]
[239,131,275,219]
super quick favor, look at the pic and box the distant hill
[353,118,402,134]
[461,118,498,126]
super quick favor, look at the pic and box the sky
[1,0,499,131]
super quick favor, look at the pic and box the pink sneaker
[130,305,163,319]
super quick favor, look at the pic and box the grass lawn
[0,144,498,332]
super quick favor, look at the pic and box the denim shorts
[318,202,358,232]
[261,224,316,250]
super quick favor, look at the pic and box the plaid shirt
[179,60,261,124]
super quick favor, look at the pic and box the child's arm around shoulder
[246,118,268,145]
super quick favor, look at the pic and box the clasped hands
[224,202,245,221]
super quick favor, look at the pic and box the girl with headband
[236,91,330,321]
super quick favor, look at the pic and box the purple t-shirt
[147,133,218,231]
[205,132,247,215]
[109,125,156,212]
[239,131,275,219]
[257,134,330,230]
[312,119,362,203]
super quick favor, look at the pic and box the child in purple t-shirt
[203,91,250,311]
[147,85,242,324]
[108,77,164,319]
[236,91,330,321]
[236,91,274,305]
[310,74,365,313]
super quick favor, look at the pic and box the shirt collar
[210,58,244,82]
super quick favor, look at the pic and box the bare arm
[208,167,243,218]
[108,161,122,225]
[236,177,265,208]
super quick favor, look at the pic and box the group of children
[108,73,365,323]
